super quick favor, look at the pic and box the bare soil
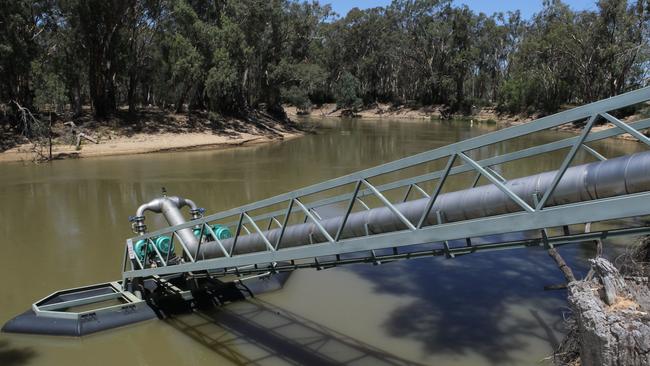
[285,103,650,141]
[0,107,304,163]
[284,103,532,124]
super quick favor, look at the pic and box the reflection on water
[343,247,579,364]
[0,340,36,366]
[167,299,425,366]
[0,117,645,365]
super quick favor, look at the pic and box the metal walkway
[120,86,650,288]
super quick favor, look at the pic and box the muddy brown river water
[0,117,646,365]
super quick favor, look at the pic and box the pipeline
[132,195,202,255]
[189,150,650,259]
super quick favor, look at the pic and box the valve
[129,215,146,235]
[191,207,206,220]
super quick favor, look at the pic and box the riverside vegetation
[1,1,650,364]
[1,0,649,160]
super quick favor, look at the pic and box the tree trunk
[562,257,650,366]
[69,79,82,117]
[89,77,115,119]
[455,75,465,111]
[76,0,126,120]
[128,71,137,114]
[86,46,118,119]
[175,86,188,114]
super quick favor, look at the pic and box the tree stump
[564,257,650,365]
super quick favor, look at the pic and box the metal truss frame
[121,86,650,283]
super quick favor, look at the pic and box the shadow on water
[0,340,36,366]
[530,309,561,350]
[345,233,598,364]
[165,298,425,366]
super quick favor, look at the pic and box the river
[0,117,645,365]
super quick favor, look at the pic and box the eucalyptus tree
[2,0,649,128]
[0,0,45,112]
[70,0,132,118]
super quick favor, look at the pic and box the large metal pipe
[195,150,650,259]
[135,196,200,253]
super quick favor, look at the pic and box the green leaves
[206,49,238,97]
[168,33,203,84]
[335,71,362,110]
[0,0,647,124]
[31,60,67,113]
[495,0,649,114]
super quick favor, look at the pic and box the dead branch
[11,101,50,162]
[64,121,98,150]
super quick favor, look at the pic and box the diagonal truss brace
[361,179,417,231]
[458,152,534,213]
[536,114,598,210]
[122,191,650,279]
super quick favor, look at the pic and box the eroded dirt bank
[285,103,650,140]
[1,108,304,163]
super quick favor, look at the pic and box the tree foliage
[0,0,648,129]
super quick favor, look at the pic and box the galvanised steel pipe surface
[193,150,650,259]
[135,196,201,253]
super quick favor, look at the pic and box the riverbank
[0,108,303,163]
[284,103,531,124]
[285,103,650,141]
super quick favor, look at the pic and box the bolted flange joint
[129,215,147,235]
[190,208,205,220]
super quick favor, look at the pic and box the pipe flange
[190,208,205,220]
[129,215,147,234]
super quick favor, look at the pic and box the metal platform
[2,282,156,336]
[2,273,292,336]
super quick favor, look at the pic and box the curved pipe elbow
[167,196,199,212]
[135,198,165,218]
[135,196,198,218]
[183,198,199,211]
